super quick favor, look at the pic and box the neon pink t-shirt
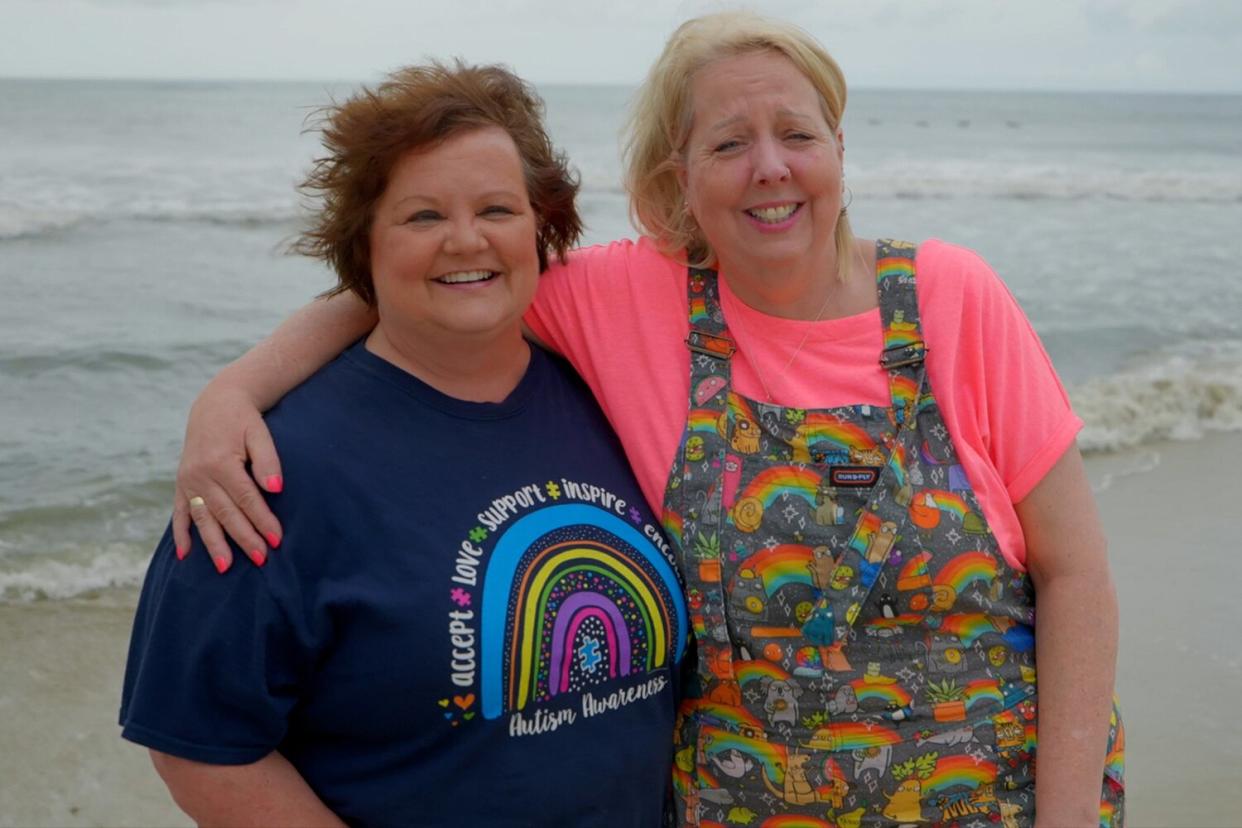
[524,237,1081,570]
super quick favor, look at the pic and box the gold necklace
[732,283,835,403]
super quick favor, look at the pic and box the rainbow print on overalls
[663,240,1124,826]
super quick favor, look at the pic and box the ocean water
[1,79,1241,601]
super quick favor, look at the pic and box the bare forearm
[1014,444,1118,826]
[1031,567,1118,825]
[213,292,376,411]
[152,750,346,828]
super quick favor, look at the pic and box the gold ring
[188,496,206,510]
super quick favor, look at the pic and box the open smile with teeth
[434,270,498,285]
[745,203,801,224]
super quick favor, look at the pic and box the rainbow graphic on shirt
[732,466,822,510]
[805,721,901,751]
[690,613,707,637]
[848,511,885,555]
[1105,715,1125,780]
[1022,722,1039,753]
[699,724,786,784]
[887,442,908,487]
[693,764,721,791]
[688,408,722,434]
[919,438,953,467]
[478,504,687,719]
[897,550,933,591]
[735,659,791,687]
[889,374,919,414]
[689,295,710,323]
[727,391,757,423]
[921,754,998,795]
[877,254,915,283]
[938,613,1008,646]
[883,327,921,351]
[934,551,998,592]
[790,413,878,463]
[661,509,684,548]
[761,816,835,828]
[962,679,1005,711]
[849,678,913,708]
[736,544,815,595]
[681,698,766,733]
[921,489,970,520]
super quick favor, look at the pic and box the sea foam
[0,546,149,602]
[1074,341,1242,452]
[0,200,301,240]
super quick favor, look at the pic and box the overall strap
[875,239,928,426]
[677,267,738,679]
[684,266,736,368]
[795,240,929,650]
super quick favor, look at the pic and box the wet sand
[0,594,189,827]
[2,432,1239,826]
[1092,432,1242,826]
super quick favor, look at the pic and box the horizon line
[1,73,1239,97]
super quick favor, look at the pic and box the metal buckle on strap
[880,342,927,369]
[686,330,736,359]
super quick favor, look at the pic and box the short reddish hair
[294,61,582,305]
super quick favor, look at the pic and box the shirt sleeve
[919,240,1082,504]
[521,238,696,510]
[524,239,643,366]
[119,525,315,764]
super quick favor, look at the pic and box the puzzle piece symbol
[450,588,472,608]
[577,637,602,673]
[546,481,561,500]
[469,526,488,543]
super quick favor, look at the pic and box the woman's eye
[786,132,814,142]
[713,139,742,153]
[481,205,514,217]
[407,210,441,223]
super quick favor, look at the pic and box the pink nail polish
[249,549,267,567]
[175,546,188,560]
[213,557,231,574]
[266,475,284,493]
[265,531,281,549]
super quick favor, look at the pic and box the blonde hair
[623,11,855,280]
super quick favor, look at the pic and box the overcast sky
[4,0,1239,92]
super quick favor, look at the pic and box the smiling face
[368,126,539,344]
[680,50,843,286]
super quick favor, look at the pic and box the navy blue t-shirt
[121,342,687,827]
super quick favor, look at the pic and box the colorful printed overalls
[664,240,1125,826]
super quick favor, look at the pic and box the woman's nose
[443,218,488,254]
[753,139,791,186]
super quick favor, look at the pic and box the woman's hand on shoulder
[173,382,283,573]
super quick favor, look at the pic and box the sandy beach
[0,594,190,827]
[2,431,1239,827]
[1093,431,1242,826]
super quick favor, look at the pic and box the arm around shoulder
[218,291,377,411]
[173,292,376,568]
